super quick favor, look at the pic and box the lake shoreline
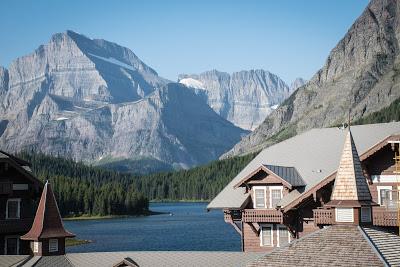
[63,210,167,221]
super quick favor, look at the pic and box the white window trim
[253,186,267,209]
[260,224,273,247]
[276,224,291,247]
[377,186,393,206]
[371,175,398,183]
[33,241,40,253]
[4,236,20,255]
[269,186,283,209]
[360,207,371,223]
[49,239,58,252]
[335,207,354,223]
[6,198,21,219]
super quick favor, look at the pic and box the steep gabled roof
[208,122,400,210]
[264,165,305,187]
[21,181,75,240]
[234,165,305,189]
[328,129,372,205]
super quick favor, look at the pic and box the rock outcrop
[223,0,400,157]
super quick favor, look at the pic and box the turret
[21,181,75,256]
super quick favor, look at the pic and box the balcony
[313,208,333,225]
[223,209,242,223]
[242,209,283,223]
[372,207,399,227]
[0,218,33,234]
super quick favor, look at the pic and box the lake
[64,202,241,253]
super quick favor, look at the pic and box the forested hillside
[18,152,255,216]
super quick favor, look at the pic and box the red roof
[21,181,75,240]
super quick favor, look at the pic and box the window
[12,184,28,191]
[6,198,21,219]
[269,186,283,208]
[260,224,273,246]
[253,187,266,208]
[377,186,392,206]
[49,239,58,252]
[33,241,39,253]
[336,208,354,223]
[277,225,290,247]
[361,207,371,223]
[4,236,19,255]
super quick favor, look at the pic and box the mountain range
[223,0,400,158]
[178,70,303,130]
[0,31,292,173]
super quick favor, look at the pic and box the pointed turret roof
[328,128,373,206]
[21,181,75,240]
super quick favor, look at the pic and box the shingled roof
[208,122,400,210]
[328,129,373,205]
[21,181,75,240]
[247,225,386,267]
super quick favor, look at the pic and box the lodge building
[0,150,75,258]
[208,122,400,253]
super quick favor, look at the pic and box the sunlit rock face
[179,69,293,131]
[222,0,400,158]
[0,31,247,173]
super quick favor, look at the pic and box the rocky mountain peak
[222,0,400,158]
[178,69,292,130]
[290,77,306,91]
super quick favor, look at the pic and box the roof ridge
[358,226,390,267]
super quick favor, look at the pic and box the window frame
[276,224,290,247]
[360,207,371,223]
[335,207,354,223]
[253,186,267,209]
[377,186,393,206]
[4,235,19,255]
[6,198,21,219]
[260,224,273,247]
[33,241,39,253]
[49,239,58,253]
[269,186,283,208]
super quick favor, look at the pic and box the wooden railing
[242,209,283,223]
[373,208,398,227]
[313,208,333,225]
[0,218,33,233]
[223,209,242,223]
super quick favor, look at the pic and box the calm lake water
[64,202,241,253]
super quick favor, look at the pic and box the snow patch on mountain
[88,53,136,72]
[179,78,205,89]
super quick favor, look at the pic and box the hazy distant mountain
[178,69,292,130]
[0,31,247,173]
[223,0,400,158]
[290,77,306,91]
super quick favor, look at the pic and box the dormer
[235,165,305,209]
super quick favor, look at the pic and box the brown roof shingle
[21,181,75,240]
[330,130,372,202]
[247,225,385,267]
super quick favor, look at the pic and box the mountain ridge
[0,31,248,173]
[178,69,294,130]
[222,0,400,158]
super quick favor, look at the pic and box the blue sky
[1,0,369,83]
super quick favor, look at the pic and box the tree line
[18,152,255,216]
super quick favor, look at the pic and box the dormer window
[253,186,266,208]
[270,186,283,208]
